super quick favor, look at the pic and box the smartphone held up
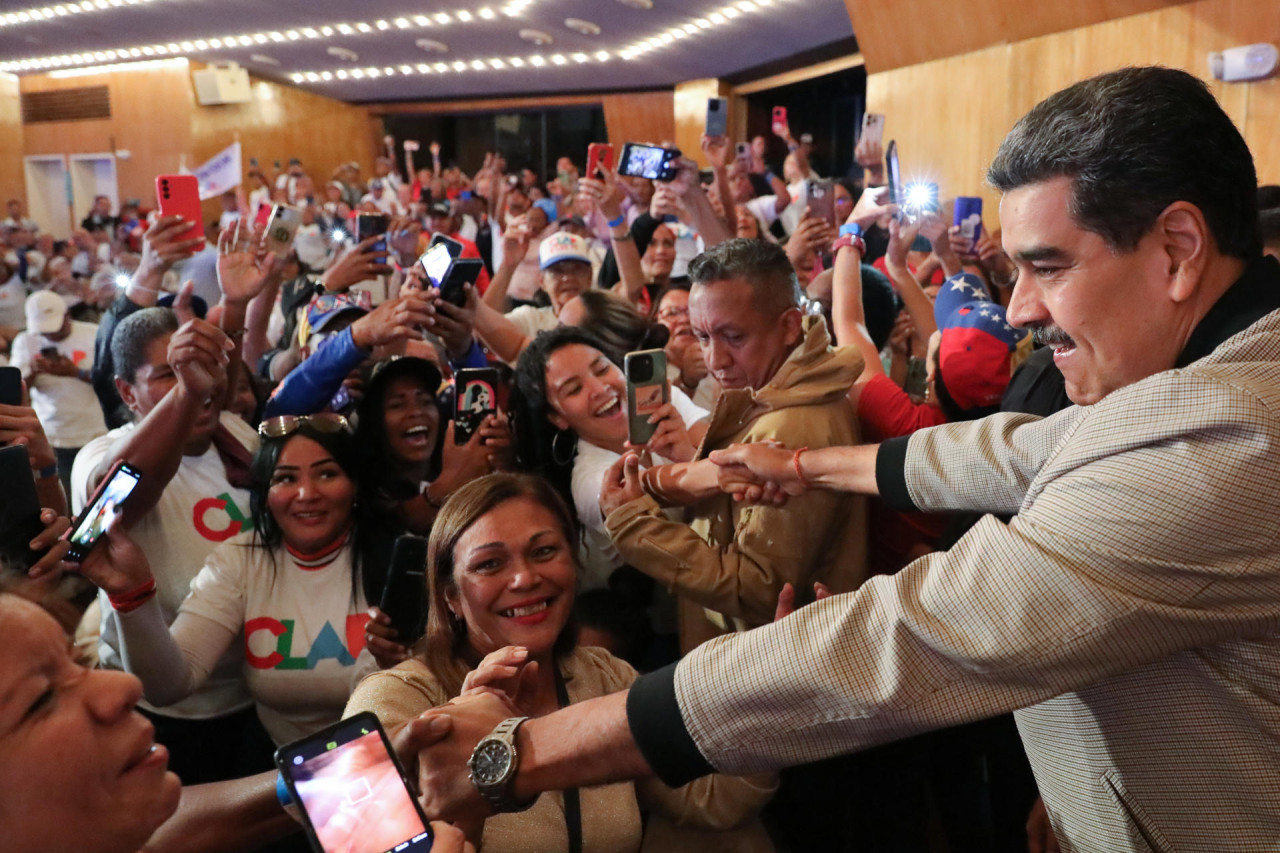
[625,349,669,446]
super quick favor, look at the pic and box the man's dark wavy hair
[987,66,1260,260]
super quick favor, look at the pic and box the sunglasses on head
[257,413,352,439]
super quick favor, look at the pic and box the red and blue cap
[933,273,1030,410]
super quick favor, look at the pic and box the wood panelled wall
[0,75,23,206]
[602,91,675,150]
[865,0,1280,231]
[19,61,195,207]
[846,0,1193,72]
[189,73,378,201]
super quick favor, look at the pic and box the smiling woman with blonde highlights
[345,472,776,853]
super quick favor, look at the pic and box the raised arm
[579,171,646,304]
[669,155,732,249]
[482,216,531,312]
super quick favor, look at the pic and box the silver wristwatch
[468,716,537,813]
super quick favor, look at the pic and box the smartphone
[454,367,499,444]
[428,232,464,258]
[706,98,728,137]
[63,460,142,562]
[885,140,902,206]
[254,203,272,230]
[805,179,836,226]
[0,445,44,571]
[276,712,434,853]
[39,345,60,360]
[154,175,204,247]
[771,105,788,135]
[355,212,391,262]
[438,258,483,308]
[265,204,302,258]
[734,142,752,169]
[625,349,669,446]
[586,142,615,179]
[860,112,885,147]
[0,365,21,406]
[954,196,984,253]
[618,142,681,183]
[903,181,939,222]
[418,243,453,290]
[379,534,428,645]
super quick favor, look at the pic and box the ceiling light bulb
[509,56,524,66]
[285,30,300,40]
[682,23,697,34]
[237,35,252,46]
[268,31,283,41]
[335,69,347,79]
[452,60,466,71]
[723,6,741,17]
[709,12,725,23]
[530,54,545,66]
[320,71,332,80]
[356,22,371,32]
[319,26,333,36]
[479,7,495,18]
[416,63,430,72]
[305,72,319,82]
[434,62,448,72]
[337,23,353,34]
[413,15,429,25]
[179,41,193,51]
[595,50,610,61]
[435,13,451,24]
[375,20,389,30]
[551,53,567,64]
[737,0,757,10]
[470,59,485,69]
[457,10,472,21]
[350,68,364,78]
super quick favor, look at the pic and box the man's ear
[781,305,805,347]
[114,376,139,416]
[1158,201,1209,303]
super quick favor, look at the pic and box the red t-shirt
[856,373,947,443]
[857,373,949,574]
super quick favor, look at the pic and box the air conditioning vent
[21,86,111,123]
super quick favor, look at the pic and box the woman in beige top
[346,473,774,852]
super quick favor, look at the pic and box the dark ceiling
[0,0,855,102]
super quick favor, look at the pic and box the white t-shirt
[778,180,809,236]
[746,195,782,232]
[10,319,107,448]
[0,274,26,329]
[504,304,558,342]
[72,410,258,720]
[359,192,405,217]
[179,534,377,744]
[569,386,708,590]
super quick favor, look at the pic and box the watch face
[471,740,512,785]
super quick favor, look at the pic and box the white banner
[189,141,242,200]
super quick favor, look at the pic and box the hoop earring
[552,429,576,467]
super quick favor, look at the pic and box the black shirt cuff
[876,437,918,512]
[626,662,714,787]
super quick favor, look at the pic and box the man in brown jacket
[598,238,866,651]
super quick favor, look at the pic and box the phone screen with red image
[586,143,615,179]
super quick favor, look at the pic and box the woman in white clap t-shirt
[77,414,409,745]
[510,326,709,589]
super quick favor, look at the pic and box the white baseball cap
[25,289,67,335]
[538,232,592,270]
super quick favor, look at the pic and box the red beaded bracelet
[792,446,813,490]
[108,577,157,614]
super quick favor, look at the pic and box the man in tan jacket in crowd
[598,237,866,651]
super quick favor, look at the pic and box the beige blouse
[345,645,776,853]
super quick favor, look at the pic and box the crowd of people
[3,62,1280,853]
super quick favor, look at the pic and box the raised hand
[72,520,153,595]
[849,186,899,230]
[0,386,56,473]
[885,216,924,270]
[216,219,278,305]
[701,134,730,170]
[168,318,231,401]
[630,403,696,463]
[364,605,411,668]
[325,236,395,292]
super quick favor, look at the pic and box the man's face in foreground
[690,277,801,391]
[1003,176,1186,405]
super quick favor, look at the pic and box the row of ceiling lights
[0,0,537,73]
[0,0,161,28]
[287,0,775,84]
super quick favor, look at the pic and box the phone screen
[0,365,22,405]
[278,714,432,853]
[454,368,499,444]
[66,463,142,560]
[619,143,676,182]
[419,243,453,289]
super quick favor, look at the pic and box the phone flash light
[114,274,132,289]
[293,756,304,765]
[331,229,347,242]
[904,183,933,209]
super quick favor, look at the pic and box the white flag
[188,141,242,200]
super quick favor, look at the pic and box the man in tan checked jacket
[412,67,1280,853]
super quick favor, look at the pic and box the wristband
[832,234,866,257]
[108,577,157,614]
[764,170,779,185]
[275,772,303,823]
[606,213,625,228]
[792,447,813,490]
[839,223,863,237]
[37,464,58,480]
